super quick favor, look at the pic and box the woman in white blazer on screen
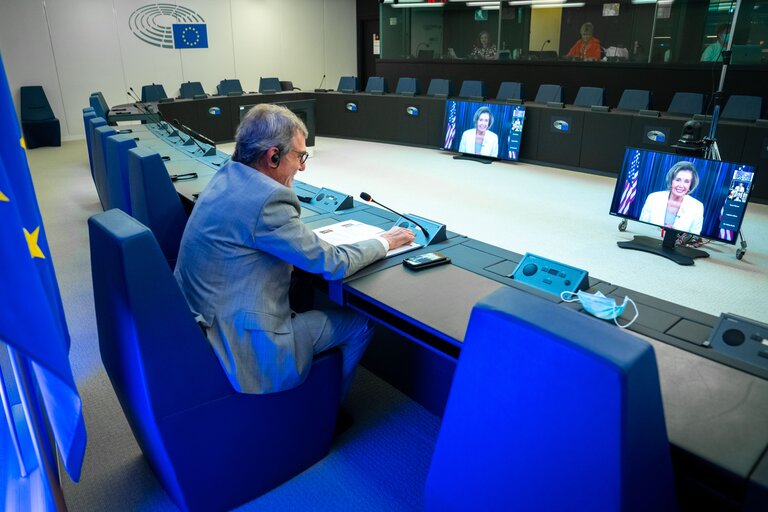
[458,106,499,157]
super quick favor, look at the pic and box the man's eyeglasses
[294,150,309,164]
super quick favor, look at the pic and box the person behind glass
[701,23,731,62]
[470,31,497,60]
[458,106,499,157]
[174,104,415,399]
[639,161,704,235]
[566,22,601,61]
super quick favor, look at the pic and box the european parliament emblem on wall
[129,3,208,49]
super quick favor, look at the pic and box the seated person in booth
[639,161,704,235]
[469,31,497,60]
[174,104,415,397]
[566,22,602,61]
[701,23,731,62]
[458,106,499,157]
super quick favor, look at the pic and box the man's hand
[380,226,416,250]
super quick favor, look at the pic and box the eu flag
[173,24,209,49]
[0,51,86,481]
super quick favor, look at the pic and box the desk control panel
[508,253,589,298]
[708,313,768,371]
[310,187,354,213]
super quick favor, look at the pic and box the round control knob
[522,263,538,276]
[722,329,745,347]
[564,279,571,286]
[315,193,325,201]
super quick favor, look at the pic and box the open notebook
[314,220,421,257]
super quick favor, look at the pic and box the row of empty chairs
[140,78,299,101]
[336,75,764,121]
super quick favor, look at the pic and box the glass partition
[379,0,768,66]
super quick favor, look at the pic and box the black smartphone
[403,252,451,271]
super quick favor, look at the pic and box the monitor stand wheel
[617,230,709,266]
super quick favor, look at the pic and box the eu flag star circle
[182,26,200,47]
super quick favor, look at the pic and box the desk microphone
[539,39,551,52]
[127,88,175,136]
[172,118,213,155]
[315,74,329,93]
[359,192,429,240]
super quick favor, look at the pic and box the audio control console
[508,253,589,298]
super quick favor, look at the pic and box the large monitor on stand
[609,147,755,265]
[442,99,525,164]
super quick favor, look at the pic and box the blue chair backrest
[89,92,109,119]
[86,117,107,178]
[92,125,117,209]
[217,79,243,95]
[179,81,205,99]
[83,109,97,172]
[337,76,361,93]
[365,76,387,94]
[128,147,188,267]
[617,89,652,111]
[104,134,138,214]
[259,77,282,93]
[721,95,763,121]
[458,80,485,100]
[535,84,563,103]
[426,79,452,98]
[20,86,55,121]
[141,83,167,102]
[496,82,524,101]
[573,86,605,107]
[395,77,419,96]
[425,287,676,512]
[667,92,705,116]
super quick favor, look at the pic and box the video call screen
[610,148,755,244]
[442,100,525,161]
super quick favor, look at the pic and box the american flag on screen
[444,101,457,148]
[719,204,734,241]
[618,150,641,215]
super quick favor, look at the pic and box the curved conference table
[108,97,768,511]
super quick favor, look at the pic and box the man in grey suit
[175,104,414,398]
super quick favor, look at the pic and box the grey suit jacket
[174,161,385,393]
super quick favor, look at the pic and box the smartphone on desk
[403,252,451,271]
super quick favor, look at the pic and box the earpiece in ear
[271,150,281,166]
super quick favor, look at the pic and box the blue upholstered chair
[425,287,676,512]
[259,77,282,93]
[103,134,138,213]
[86,116,107,179]
[92,125,117,209]
[20,86,61,148]
[280,81,299,91]
[426,79,452,98]
[179,81,205,99]
[83,108,96,171]
[89,92,110,120]
[127,147,188,267]
[395,77,419,96]
[88,209,343,512]
[721,95,763,121]
[496,82,524,102]
[667,92,705,116]
[534,84,563,104]
[573,86,605,108]
[141,83,168,102]
[217,79,243,96]
[364,76,387,94]
[337,76,361,93]
[617,89,652,111]
[458,80,485,100]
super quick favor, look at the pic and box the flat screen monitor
[609,147,755,264]
[442,100,525,162]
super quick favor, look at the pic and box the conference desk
[121,118,768,510]
[110,92,768,203]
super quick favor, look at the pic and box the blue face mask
[560,290,638,328]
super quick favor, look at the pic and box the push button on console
[522,263,538,276]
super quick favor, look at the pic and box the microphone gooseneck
[127,89,175,136]
[173,118,211,155]
[359,192,430,240]
[540,39,551,52]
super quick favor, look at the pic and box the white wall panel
[0,1,67,134]
[1,0,358,139]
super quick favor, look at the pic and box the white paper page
[314,220,421,257]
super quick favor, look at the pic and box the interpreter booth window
[378,0,767,67]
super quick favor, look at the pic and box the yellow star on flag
[20,136,27,150]
[24,226,46,259]
[0,189,8,202]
